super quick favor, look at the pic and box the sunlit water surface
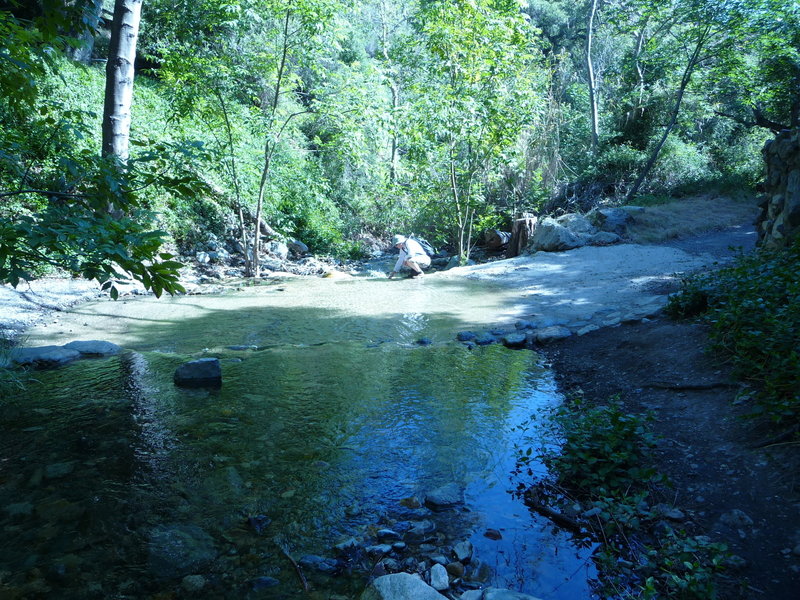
[2,276,595,598]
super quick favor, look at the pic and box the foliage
[514,396,729,598]
[666,239,800,424]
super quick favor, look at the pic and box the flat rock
[534,326,572,344]
[63,340,122,356]
[9,346,80,368]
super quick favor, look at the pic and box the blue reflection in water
[0,341,595,598]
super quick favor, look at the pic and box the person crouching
[388,234,430,278]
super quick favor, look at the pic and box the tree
[102,0,142,162]
[404,0,545,259]
[0,1,185,297]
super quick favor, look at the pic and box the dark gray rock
[588,207,636,236]
[288,239,309,255]
[148,524,217,578]
[174,358,222,388]
[63,340,122,356]
[405,520,437,543]
[457,331,477,342]
[9,346,80,368]
[299,554,339,574]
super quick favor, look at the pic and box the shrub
[666,239,800,424]
[514,396,728,599]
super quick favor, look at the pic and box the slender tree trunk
[102,0,142,162]
[626,26,710,203]
[215,89,252,277]
[379,0,399,183]
[585,0,600,151]
[252,8,291,278]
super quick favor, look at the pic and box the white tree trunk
[585,0,600,151]
[102,0,142,161]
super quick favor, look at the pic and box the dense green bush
[666,239,800,424]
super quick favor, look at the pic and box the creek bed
[1,277,595,598]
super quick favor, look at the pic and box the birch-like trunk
[585,0,600,151]
[101,0,142,161]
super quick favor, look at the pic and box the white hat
[392,234,407,245]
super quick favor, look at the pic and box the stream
[1,275,596,598]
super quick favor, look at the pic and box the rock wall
[757,128,800,248]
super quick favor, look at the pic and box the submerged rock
[148,524,217,578]
[63,340,122,356]
[9,346,80,368]
[174,358,222,388]
[424,483,464,511]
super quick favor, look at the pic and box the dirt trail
[542,251,800,598]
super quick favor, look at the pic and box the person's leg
[404,259,424,276]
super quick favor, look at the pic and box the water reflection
[3,280,596,598]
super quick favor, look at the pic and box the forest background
[0,0,797,293]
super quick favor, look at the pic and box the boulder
[588,231,622,246]
[528,217,586,251]
[174,358,222,388]
[63,340,122,356]
[555,213,596,236]
[588,206,636,236]
[9,346,80,368]
[288,239,309,255]
[360,573,446,600]
[266,240,289,260]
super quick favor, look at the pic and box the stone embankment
[758,127,800,248]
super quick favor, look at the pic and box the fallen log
[484,229,512,249]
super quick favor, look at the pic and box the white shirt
[393,238,427,272]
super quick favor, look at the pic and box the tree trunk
[585,0,600,151]
[252,8,291,279]
[101,0,142,162]
[625,25,710,203]
[507,216,538,258]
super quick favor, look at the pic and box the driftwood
[484,229,511,249]
[523,491,583,533]
[507,216,538,258]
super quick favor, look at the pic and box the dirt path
[543,304,800,599]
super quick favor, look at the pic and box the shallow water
[2,276,595,598]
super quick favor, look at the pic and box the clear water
[2,276,595,598]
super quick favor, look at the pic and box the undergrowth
[665,238,800,425]
[514,396,729,599]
